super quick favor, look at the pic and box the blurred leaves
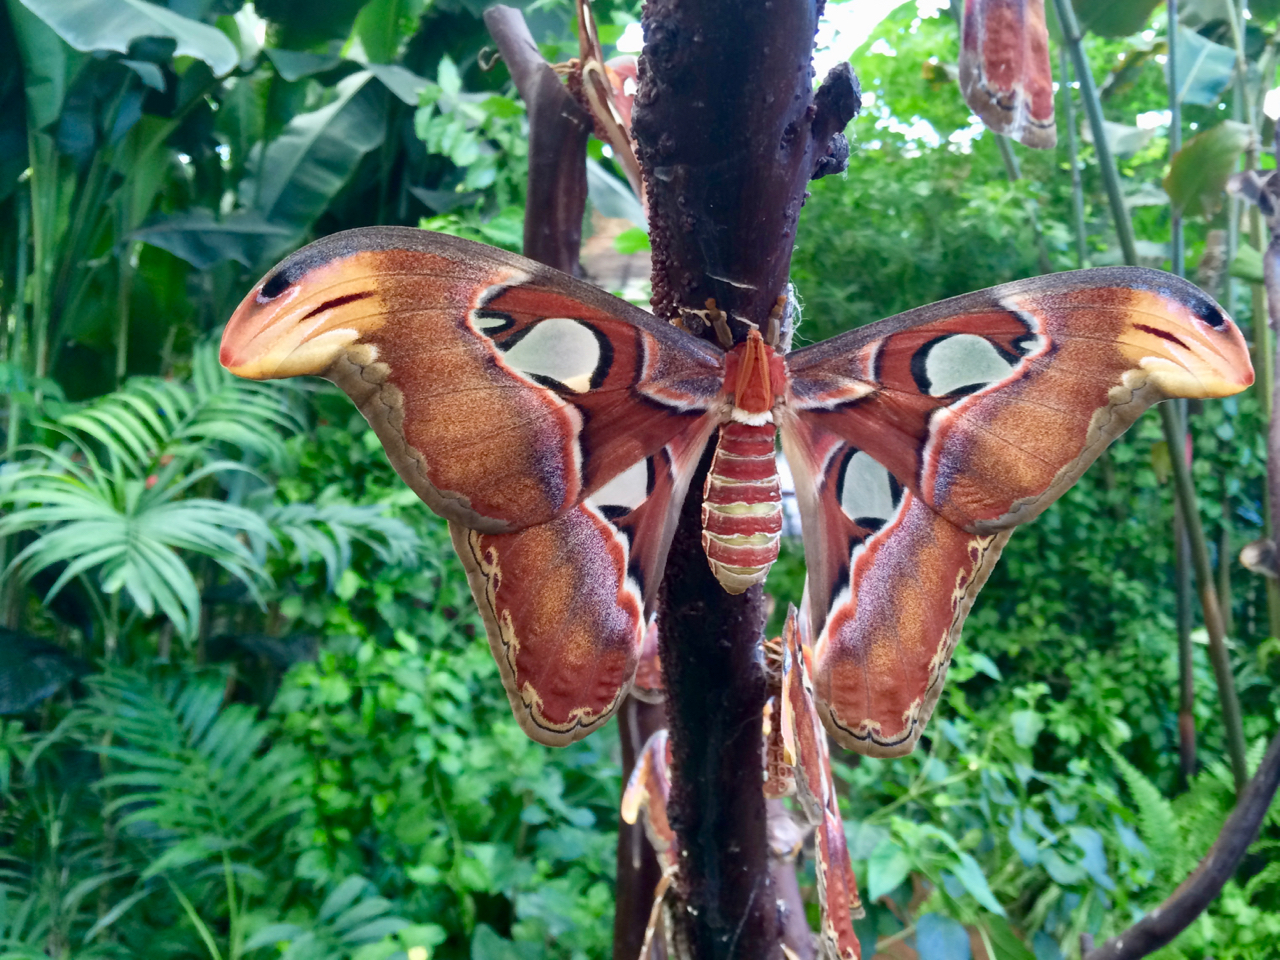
[1165,120,1253,219]
[1072,0,1164,38]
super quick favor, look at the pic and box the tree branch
[633,1,857,955]
[483,5,592,274]
[1084,728,1280,960]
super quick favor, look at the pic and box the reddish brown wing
[781,268,1252,755]
[631,615,665,703]
[454,427,714,745]
[621,728,679,872]
[221,227,724,533]
[959,0,1056,149]
[778,607,864,959]
[781,423,1008,756]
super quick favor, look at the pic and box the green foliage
[2,2,1279,959]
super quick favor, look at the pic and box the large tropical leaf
[16,0,239,77]
[242,71,388,228]
[1165,120,1253,219]
[1169,27,1237,107]
[1071,0,1163,37]
[132,209,298,270]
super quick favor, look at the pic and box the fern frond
[82,671,309,880]
[244,876,406,959]
[1102,744,1182,882]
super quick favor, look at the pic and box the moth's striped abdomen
[701,421,783,593]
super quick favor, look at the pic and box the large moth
[959,0,1056,148]
[221,226,1252,754]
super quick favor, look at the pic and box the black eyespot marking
[1134,322,1189,350]
[300,291,375,321]
[599,504,631,522]
[587,322,614,391]
[1186,293,1227,330]
[259,269,294,301]
[910,336,947,394]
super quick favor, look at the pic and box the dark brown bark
[634,3,857,955]
[633,1,856,336]
[1083,727,1280,960]
[656,457,777,958]
[483,6,592,275]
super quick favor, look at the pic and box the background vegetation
[0,0,1277,958]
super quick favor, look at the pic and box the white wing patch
[921,334,1016,397]
[591,457,652,513]
[837,450,901,531]
[500,318,604,393]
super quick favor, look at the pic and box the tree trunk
[633,1,858,955]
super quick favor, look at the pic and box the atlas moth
[220,226,1253,754]
[959,0,1056,149]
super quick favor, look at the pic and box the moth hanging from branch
[959,0,1057,148]
[219,226,1252,757]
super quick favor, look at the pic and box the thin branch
[483,5,592,275]
[1051,0,1137,266]
[1083,727,1280,960]
[1159,406,1249,791]
[1055,0,1250,791]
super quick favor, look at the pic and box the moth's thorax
[723,329,788,425]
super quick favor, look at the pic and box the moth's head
[1121,280,1254,399]
[221,244,385,380]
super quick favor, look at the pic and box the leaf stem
[1058,45,1087,268]
[1160,404,1249,791]
[1057,0,1250,791]
[1051,0,1138,266]
[167,877,225,960]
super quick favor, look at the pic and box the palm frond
[0,463,272,641]
[81,671,309,877]
[256,500,419,589]
[244,876,407,960]
[44,341,302,478]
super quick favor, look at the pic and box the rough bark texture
[484,6,591,274]
[657,462,777,958]
[633,0,853,337]
[634,3,857,955]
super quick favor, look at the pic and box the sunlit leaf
[1169,27,1237,106]
[1164,120,1253,219]
[17,0,238,76]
